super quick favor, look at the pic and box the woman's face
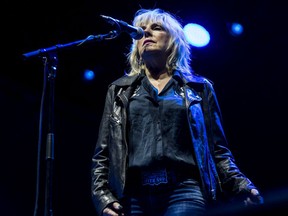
[137,21,170,59]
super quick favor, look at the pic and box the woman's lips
[143,39,154,46]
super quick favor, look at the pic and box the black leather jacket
[91,71,257,215]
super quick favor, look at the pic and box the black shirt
[127,76,196,171]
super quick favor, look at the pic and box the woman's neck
[145,69,172,93]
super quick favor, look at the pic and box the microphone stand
[44,51,57,216]
[23,30,119,216]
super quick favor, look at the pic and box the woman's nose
[143,29,151,37]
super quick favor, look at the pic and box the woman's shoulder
[190,73,214,86]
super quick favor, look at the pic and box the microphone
[100,15,144,40]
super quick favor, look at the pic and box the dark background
[2,0,288,215]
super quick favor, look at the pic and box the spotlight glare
[83,69,95,81]
[230,22,244,36]
[184,23,210,47]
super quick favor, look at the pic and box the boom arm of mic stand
[22,30,119,60]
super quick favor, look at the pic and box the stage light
[183,23,210,48]
[83,69,95,81]
[229,22,244,36]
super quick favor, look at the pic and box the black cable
[33,57,48,216]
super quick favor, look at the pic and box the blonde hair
[126,8,193,76]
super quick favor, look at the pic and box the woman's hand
[102,202,124,216]
[243,188,264,206]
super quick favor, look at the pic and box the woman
[91,8,263,216]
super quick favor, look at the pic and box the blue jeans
[122,179,207,216]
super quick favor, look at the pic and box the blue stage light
[83,69,95,81]
[183,23,210,48]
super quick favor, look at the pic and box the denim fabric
[122,179,206,216]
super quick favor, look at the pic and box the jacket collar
[110,70,212,88]
[173,70,212,86]
[111,71,145,87]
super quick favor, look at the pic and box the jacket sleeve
[205,81,258,199]
[91,85,118,216]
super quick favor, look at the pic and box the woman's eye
[153,25,163,30]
